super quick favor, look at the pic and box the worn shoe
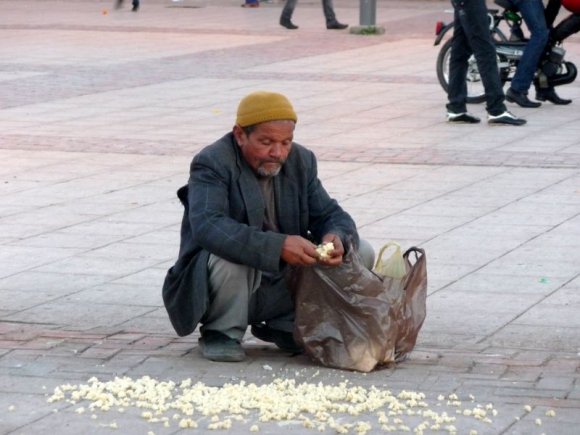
[280,19,299,30]
[447,111,481,124]
[488,111,527,126]
[132,2,139,11]
[506,88,541,108]
[536,88,572,105]
[326,21,348,30]
[251,323,302,354]
[199,330,246,362]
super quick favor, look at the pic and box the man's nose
[270,143,283,158]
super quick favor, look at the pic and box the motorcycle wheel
[436,36,507,105]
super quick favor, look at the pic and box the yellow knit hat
[236,91,297,127]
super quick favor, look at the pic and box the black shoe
[488,110,527,126]
[199,330,245,362]
[251,323,302,354]
[447,111,481,124]
[280,19,299,29]
[506,88,541,108]
[326,21,348,30]
[536,88,572,105]
[132,3,139,11]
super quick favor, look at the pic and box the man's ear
[232,124,245,146]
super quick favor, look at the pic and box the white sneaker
[488,111,527,126]
[447,112,481,124]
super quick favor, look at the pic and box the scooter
[434,0,577,103]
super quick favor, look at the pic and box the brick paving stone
[78,346,122,360]
[0,340,25,350]
[0,0,579,433]
[129,336,175,350]
[0,374,61,395]
[536,376,575,391]
[462,379,536,390]
[495,387,568,399]
[103,332,147,342]
[503,366,544,382]
[469,363,508,378]
[17,338,66,351]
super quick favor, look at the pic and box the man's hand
[281,235,319,266]
[318,233,344,267]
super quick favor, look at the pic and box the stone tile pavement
[0,0,579,433]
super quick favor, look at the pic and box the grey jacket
[162,132,358,336]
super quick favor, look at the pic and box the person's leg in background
[450,0,525,125]
[446,5,478,122]
[322,0,348,29]
[115,0,139,11]
[506,0,549,107]
[280,0,299,29]
[535,11,578,104]
[534,0,575,104]
[552,13,580,41]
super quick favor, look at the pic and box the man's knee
[358,239,375,270]
[208,254,260,295]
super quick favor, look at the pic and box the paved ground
[1,0,579,433]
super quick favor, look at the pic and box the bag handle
[403,247,425,265]
[373,241,402,270]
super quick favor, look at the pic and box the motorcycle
[434,0,577,104]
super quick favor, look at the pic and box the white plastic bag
[373,241,407,279]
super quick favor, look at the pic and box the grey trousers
[200,240,375,341]
[280,0,338,25]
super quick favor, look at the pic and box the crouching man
[162,91,374,362]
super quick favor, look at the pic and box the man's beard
[257,161,284,177]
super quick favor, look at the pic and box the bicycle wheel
[436,33,507,105]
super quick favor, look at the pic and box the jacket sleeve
[187,151,286,273]
[304,150,359,250]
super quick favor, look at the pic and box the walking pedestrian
[115,0,139,12]
[446,0,526,125]
[536,0,580,104]
[280,0,348,30]
[505,0,550,108]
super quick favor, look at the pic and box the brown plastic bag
[374,245,428,361]
[289,248,398,372]
[289,245,427,372]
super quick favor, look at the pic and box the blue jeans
[447,0,506,116]
[510,0,549,93]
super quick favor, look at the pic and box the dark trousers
[446,0,506,116]
[281,0,337,25]
[552,14,580,42]
[545,0,580,43]
[510,0,549,93]
[116,0,139,7]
